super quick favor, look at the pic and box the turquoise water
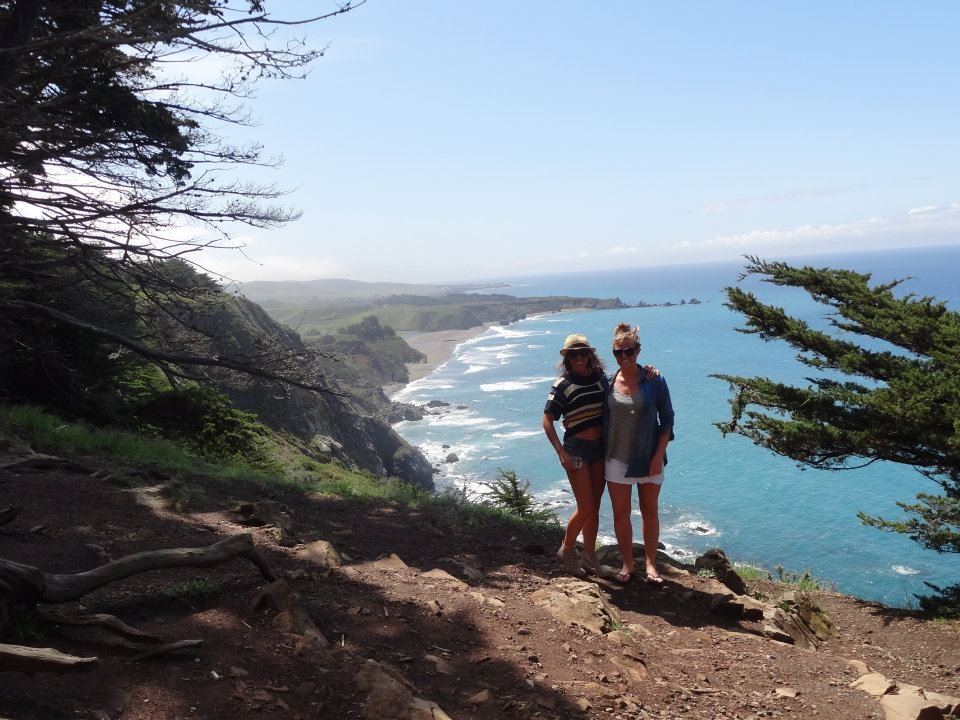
[393,245,960,605]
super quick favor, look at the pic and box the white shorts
[605,457,665,486]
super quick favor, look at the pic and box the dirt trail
[1,457,958,720]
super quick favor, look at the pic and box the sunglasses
[612,345,640,358]
[566,348,592,359]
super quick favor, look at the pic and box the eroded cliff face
[185,295,434,489]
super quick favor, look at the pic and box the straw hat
[559,333,596,355]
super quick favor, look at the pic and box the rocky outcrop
[850,670,960,719]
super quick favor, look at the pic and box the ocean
[392,244,960,605]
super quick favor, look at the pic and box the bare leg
[638,482,662,580]
[562,462,599,550]
[556,462,597,576]
[578,459,606,564]
[607,482,635,578]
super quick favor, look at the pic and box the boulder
[531,579,621,634]
[354,660,452,720]
[851,672,896,697]
[421,568,467,588]
[296,540,342,569]
[387,402,424,422]
[879,691,948,720]
[437,557,484,582]
[369,554,410,572]
[117,482,182,512]
[694,549,747,595]
[252,579,327,649]
[390,444,435,489]
[232,501,297,546]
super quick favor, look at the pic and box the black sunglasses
[566,348,592,359]
[612,344,640,358]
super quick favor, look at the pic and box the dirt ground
[1,457,958,720]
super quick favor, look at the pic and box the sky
[197,1,960,284]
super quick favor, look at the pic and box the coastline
[401,324,494,383]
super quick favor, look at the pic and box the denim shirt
[603,366,675,478]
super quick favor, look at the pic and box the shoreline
[401,324,495,383]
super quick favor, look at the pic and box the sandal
[645,572,664,585]
[612,569,633,585]
[556,545,586,578]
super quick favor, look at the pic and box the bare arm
[542,413,575,470]
[648,377,674,475]
[648,429,671,476]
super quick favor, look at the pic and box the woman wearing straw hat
[542,333,615,577]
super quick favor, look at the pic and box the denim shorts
[562,436,605,467]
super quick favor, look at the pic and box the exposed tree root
[0,643,98,674]
[130,639,203,662]
[0,533,276,673]
[36,610,162,644]
[0,506,20,526]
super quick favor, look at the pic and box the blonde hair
[613,322,640,347]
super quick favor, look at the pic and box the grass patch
[8,606,45,643]
[0,404,560,536]
[734,564,772,582]
[773,564,835,592]
[166,578,221,601]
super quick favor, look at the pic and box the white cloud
[195,244,347,282]
[664,204,960,258]
[907,202,959,218]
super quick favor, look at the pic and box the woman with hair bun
[604,322,675,584]
[542,333,612,577]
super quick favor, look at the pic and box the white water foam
[491,430,541,439]
[390,370,455,402]
[427,414,497,427]
[480,376,554,393]
[475,344,519,353]
[891,565,921,576]
[488,325,542,339]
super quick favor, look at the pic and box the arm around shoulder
[656,375,675,434]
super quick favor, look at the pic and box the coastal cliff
[181,293,435,488]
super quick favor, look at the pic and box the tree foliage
[715,257,960,559]
[0,1,360,405]
[339,315,397,342]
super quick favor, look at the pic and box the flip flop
[645,573,664,585]
[613,569,633,584]
[595,564,618,580]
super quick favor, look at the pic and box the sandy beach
[402,324,493,383]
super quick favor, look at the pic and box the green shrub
[129,385,266,462]
[479,469,557,522]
